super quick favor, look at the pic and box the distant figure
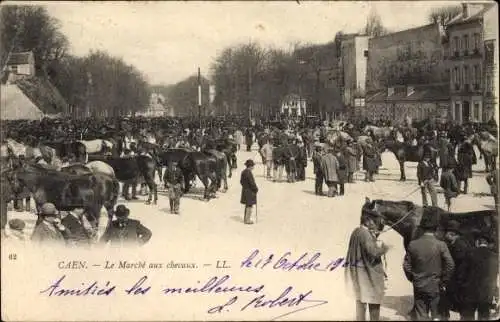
[259,139,274,179]
[31,203,68,246]
[240,159,258,225]
[100,205,152,247]
[486,169,498,210]
[362,138,378,182]
[345,139,358,183]
[312,143,325,196]
[417,152,438,207]
[403,209,455,321]
[164,161,184,214]
[320,147,339,197]
[439,164,459,211]
[335,148,347,196]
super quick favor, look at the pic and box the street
[2,144,494,321]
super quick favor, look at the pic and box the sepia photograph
[0,0,498,320]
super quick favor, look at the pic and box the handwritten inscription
[241,249,361,272]
[40,274,328,319]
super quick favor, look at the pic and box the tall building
[446,2,498,124]
[340,34,369,111]
[363,22,450,122]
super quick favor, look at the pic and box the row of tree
[0,5,150,117]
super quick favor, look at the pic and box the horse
[86,155,158,205]
[9,163,119,229]
[362,198,498,313]
[363,125,393,140]
[183,151,218,200]
[469,132,498,172]
[380,139,438,181]
[79,139,114,162]
[214,138,238,176]
[43,140,87,164]
[204,149,229,192]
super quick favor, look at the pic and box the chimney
[462,3,469,18]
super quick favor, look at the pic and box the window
[453,36,459,53]
[454,67,459,85]
[463,34,469,50]
[474,102,480,120]
[474,33,480,51]
[473,65,480,88]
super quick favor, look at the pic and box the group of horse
[0,130,238,232]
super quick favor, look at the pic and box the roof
[447,3,496,26]
[14,74,68,115]
[1,84,44,120]
[6,52,33,65]
[367,83,450,103]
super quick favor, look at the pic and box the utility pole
[315,68,321,120]
[248,66,252,122]
[198,67,202,128]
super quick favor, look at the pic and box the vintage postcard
[1,1,499,321]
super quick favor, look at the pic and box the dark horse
[381,140,438,181]
[87,155,158,205]
[362,198,498,313]
[9,163,119,229]
[183,151,218,200]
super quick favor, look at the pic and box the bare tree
[361,8,390,37]
[428,5,462,26]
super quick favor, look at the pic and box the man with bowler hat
[403,209,455,320]
[31,203,68,245]
[100,205,152,246]
[240,159,258,225]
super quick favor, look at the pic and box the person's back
[405,234,454,292]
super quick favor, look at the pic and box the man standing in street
[417,152,438,207]
[439,164,460,211]
[345,209,390,321]
[312,143,325,196]
[362,138,378,182]
[403,210,455,321]
[458,231,498,320]
[321,147,339,197]
[240,159,258,225]
[259,139,274,180]
[164,161,184,214]
[345,139,358,183]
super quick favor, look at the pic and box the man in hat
[31,203,68,246]
[417,153,438,207]
[439,164,460,211]
[362,137,378,182]
[100,205,152,246]
[457,138,476,194]
[335,147,347,196]
[321,146,339,197]
[457,231,498,320]
[439,220,471,319]
[312,143,325,195]
[403,209,455,320]
[240,159,258,225]
[345,139,358,183]
[345,209,391,320]
[61,207,95,248]
[164,161,184,214]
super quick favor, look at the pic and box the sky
[27,1,462,85]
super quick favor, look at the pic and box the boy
[164,162,184,214]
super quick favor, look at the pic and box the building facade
[4,51,35,84]
[340,35,369,110]
[280,94,307,117]
[364,22,449,121]
[446,2,497,124]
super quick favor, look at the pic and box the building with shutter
[446,2,498,123]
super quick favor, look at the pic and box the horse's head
[363,197,417,235]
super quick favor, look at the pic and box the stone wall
[366,23,447,93]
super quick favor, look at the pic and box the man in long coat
[345,210,390,320]
[320,147,339,197]
[345,139,358,183]
[240,159,258,225]
[312,144,325,195]
[362,138,378,182]
[457,140,476,194]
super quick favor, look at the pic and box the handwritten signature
[40,274,328,320]
[241,249,362,272]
